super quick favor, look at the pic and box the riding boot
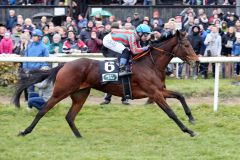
[119,48,132,77]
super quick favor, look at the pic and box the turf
[0,103,240,160]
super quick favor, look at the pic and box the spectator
[96,24,105,33]
[232,35,240,75]
[11,24,22,54]
[131,12,142,28]
[80,20,94,43]
[222,26,236,78]
[42,25,51,41]
[17,15,24,26]
[37,16,47,30]
[18,33,30,56]
[64,16,73,28]
[204,26,222,78]
[62,30,88,53]
[85,29,103,53]
[142,16,150,26]
[124,16,132,24]
[49,33,63,54]
[22,29,49,73]
[151,10,164,28]
[5,10,17,32]
[98,23,111,40]
[0,24,6,41]
[22,29,49,93]
[58,26,68,43]
[225,12,238,27]
[122,0,137,5]
[143,0,151,5]
[221,21,228,34]
[124,22,133,30]
[188,25,204,79]
[199,13,209,30]
[22,18,34,33]
[0,32,13,54]
[77,14,87,34]
[42,35,51,49]
[28,66,53,110]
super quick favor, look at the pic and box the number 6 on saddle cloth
[99,60,132,100]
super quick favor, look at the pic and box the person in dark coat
[179,26,204,79]
[5,10,17,32]
[131,12,142,28]
[187,25,204,79]
[221,26,236,78]
[79,20,94,43]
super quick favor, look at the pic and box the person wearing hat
[131,12,142,28]
[22,29,49,92]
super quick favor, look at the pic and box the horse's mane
[150,34,175,48]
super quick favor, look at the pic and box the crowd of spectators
[1,6,240,79]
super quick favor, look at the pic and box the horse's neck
[153,41,176,71]
[154,51,173,71]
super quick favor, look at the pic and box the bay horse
[13,30,199,137]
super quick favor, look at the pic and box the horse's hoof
[190,131,197,137]
[18,131,26,136]
[189,119,195,125]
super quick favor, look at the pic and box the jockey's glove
[142,45,150,51]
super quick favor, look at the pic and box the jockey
[103,22,151,76]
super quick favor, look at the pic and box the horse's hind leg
[162,90,195,124]
[18,95,63,136]
[152,92,196,137]
[66,88,90,138]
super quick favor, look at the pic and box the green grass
[1,103,240,160]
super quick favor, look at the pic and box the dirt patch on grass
[1,94,240,107]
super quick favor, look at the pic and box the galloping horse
[13,30,199,137]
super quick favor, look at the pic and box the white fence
[1,54,240,112]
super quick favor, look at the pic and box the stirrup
[119,71,132,77]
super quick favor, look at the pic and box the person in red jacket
[62,30,88,53]
[0,32,13,54]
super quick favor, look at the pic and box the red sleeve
[77,39,86,48]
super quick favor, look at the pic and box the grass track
[1,103,240,160]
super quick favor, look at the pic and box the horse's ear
[176,29,180,38]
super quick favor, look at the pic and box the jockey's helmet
[136,24,151,34]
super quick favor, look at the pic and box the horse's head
[150,30,199,64]
[172,30,199,64]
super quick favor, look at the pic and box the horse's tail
[12,64,64,108]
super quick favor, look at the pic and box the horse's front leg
[18,96,61,136]
[151,91,196,137]
[162,89,195,124]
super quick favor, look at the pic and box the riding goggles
[138,32,150,37]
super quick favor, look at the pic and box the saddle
[99,60,133,99]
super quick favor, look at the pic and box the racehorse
[13,30,199,137]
